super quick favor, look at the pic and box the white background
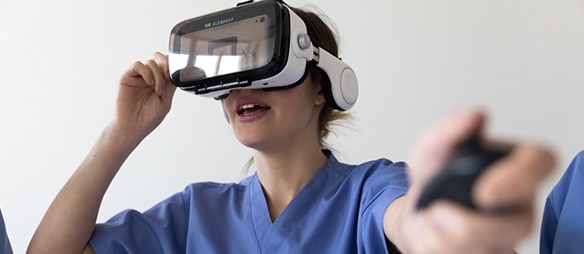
[1,0,583,253]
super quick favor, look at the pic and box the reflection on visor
[169,14,274,83]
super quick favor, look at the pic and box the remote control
[416,137,510,211]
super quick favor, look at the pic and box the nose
[222,90,240,109]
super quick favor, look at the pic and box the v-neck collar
[247,151,350,250]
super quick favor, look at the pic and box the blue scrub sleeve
[540,150,584,253]
[541,194,560,254]
[0,208,13,254]
[358,161,409,253]
[90,189,190,254]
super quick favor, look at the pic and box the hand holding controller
[416,137,510,211]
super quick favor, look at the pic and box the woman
[28,3,555,254]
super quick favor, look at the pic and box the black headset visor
[169,1,291,96]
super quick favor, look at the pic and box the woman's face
[222,75,326,152]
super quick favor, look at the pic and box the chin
[234,133,264,149]
[235,133,283,153]
[232,124,283,152]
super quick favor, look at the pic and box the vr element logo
[205,17,235,28]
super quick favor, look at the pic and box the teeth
[240,104,256,111]
[237,104,270,115]
[238,104,259,114]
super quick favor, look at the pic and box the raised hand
[112,52,177,143]
[27,52,178,254]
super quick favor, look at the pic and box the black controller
[416,137,510,211]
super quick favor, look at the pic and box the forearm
[383,196,408,253]
[28,124,142,254]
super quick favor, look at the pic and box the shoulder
[564,150,584,181]
[354,158,408,173]
[324,150,408,177]
[324,152,409,199]
[330,153,408,185]
[571,150,584,167]
[552,150,584,194]
[181,177,252,200]
[544,150,584,217]
[564,150,584,173]
[549,150,584,192]
[185,180,249,192]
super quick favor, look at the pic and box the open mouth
[237,104,271,115]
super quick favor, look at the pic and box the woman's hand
[385,110,556,253]
[111,52,177,143]
[27,52,178,254]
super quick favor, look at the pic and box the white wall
[1,0,583,253]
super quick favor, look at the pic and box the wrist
[100,122,146,155]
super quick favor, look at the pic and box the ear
[314,85,326,106]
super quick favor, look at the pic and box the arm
[27,52,177,254]
[383,110,556,253]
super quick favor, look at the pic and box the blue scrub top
[541,150,584,253]
[91,151,409,253]
[0,208,13,254]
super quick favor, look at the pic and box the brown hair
[241,4,352,175]
[290,5,352,148]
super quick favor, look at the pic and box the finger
[152,52,169,80]
[408,109,486,187]
[151,52,175,98]
[475,143,556,209]
[153,52,178,101]
[123,61,154,87]
[425,202,533,251]
[145,59,165,95]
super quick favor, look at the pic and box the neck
[254,143,327,221]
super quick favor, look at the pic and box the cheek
[221,101,231,122]
[221,97,235,121]
[276,90,318,123]
[279,84,317,106]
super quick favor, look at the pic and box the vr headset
[168,0,358,110]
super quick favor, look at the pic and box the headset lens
[169,3,281,89]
